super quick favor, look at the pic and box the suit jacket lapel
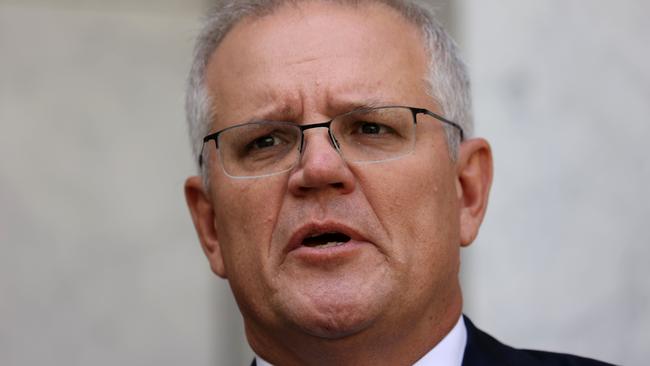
[462,315,512,366]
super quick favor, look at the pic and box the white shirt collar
[412,315,467,366]
[255,315,467,366]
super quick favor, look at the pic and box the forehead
[205,1,431,126]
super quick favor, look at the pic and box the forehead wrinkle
[224,87,305,125]
[251,79,393,123]
[260,88,303,118]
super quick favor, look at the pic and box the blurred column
[0,0,249,365]
[457,1,650,365]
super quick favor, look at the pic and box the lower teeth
[315,241,345,249]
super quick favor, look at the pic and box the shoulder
[462,316,616,366]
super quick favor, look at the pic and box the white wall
[458,1,650,365]
[0,1,249,365]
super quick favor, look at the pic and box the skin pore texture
[184,2,493,365]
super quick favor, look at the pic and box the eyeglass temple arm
[199,133,220,167]
[413,108,464,141]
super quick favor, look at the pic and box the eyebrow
[329,99,385,114]
[239,103,300,124]
[236,94,394,125]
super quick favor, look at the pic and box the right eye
[237,128,295,159]
[248,134,281,150]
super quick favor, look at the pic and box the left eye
[358,122,388,135]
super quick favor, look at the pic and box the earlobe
[456,138,493,247]
[184,176,227,278]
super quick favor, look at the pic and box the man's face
[186,1,491,348]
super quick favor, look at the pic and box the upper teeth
[310,232,337,237]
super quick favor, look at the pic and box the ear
[455,138,493,247]
[184,176,227,278]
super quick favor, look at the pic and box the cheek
[212,178,286,269]
[358,157,460,264]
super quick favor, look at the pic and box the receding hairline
[209,0,433,23]
[204,0,434,109]
[203,0,434,71]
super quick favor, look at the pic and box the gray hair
[186,0,472,176]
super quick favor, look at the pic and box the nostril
[298,181,345,193]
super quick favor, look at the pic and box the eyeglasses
[200,105,463,179]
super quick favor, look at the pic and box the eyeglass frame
[198,105,465,176]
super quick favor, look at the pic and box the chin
[275,287,388,340]
[294,305,377,339]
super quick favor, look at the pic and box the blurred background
[1,0,648,365]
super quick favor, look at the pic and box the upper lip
[286,221,368,253]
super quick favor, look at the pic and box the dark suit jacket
[462,316,615,366]
[250,316,615,365]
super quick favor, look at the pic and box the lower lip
[289,240,371,265]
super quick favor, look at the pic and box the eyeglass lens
[213,107,417,178]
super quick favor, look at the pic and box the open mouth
[301,232,352,249]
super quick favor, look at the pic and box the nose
[287,128,356,196]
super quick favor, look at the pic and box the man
[184,0,612,365]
